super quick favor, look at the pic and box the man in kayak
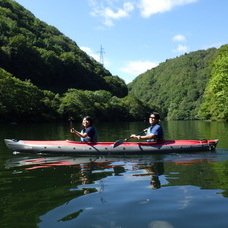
[70,116,98,142]
[131,112,164,142]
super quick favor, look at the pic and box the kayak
[4,139,218,155]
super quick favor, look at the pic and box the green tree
[104,76,128,98]
[0,67,59,122]
[128,48,217,120]
[122,95,152,120]
[59,89,109,120]
[199,45,228,120]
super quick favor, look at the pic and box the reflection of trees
[133,159,228,194]
[164,160,228,197]
[58,209,83,222]
[1,159,126,227]
[133,162,165,189]
[211,160,228,197]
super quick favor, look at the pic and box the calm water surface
[0,121,228,228]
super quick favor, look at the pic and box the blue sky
[14,0,228,83]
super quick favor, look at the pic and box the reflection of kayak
[5,153,215,171]
[5,155,118,170]
[4,139,218,155]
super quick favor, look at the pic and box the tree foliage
[0,67,60,122]
[128,48,217,120]
[58,89,151,122]
[199,45,228,120]
[0,67,152,123]
[0,0,127,95]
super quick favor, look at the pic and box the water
[0,121,228,228]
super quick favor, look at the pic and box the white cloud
[138,0,198,18]
[173,34,186,42]
[103,2,134,26]
[173,44,189,53]
[172,34,188,53]
[89,1,134,26]
[89,0,198,25]
[120,60,158,76]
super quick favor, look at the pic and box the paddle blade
[113,139,126,148]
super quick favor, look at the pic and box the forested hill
[0,0,127,97]
[128,48,218,120]
[0,0,227,123]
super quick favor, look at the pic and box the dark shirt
[146,124,164,142]
[81,126,97,142]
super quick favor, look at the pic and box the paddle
[113,129,146,148]
[69,117,76,141]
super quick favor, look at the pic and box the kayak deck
[4,139,219,155]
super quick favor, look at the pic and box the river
[0,121,228,228]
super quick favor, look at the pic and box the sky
[14,0,228,83]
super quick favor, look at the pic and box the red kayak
[4,139,218,155]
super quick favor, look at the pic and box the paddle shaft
[126,130,146,141]
[69,117,76,141]
[113,129,147,148]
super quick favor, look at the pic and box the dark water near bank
[0,121,228,228]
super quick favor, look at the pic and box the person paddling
[131,112,164,142]
[70,116,98,142]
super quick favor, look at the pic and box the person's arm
[131,133,156,140]
[70,128,88,138]
[131,126,159,140]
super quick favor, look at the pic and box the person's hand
[130,134,136,138]
[70,128,75,133]
[131,134,141,139]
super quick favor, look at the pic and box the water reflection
[3,151,228,227]
[133,161,164,189]
[6,152,228,194]
[5,155,125,189]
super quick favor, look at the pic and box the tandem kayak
[4,139,219,155]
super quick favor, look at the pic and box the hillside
[1,0,227,122]
[199,44,228,120]
[128,48,217,120]
[0,0,127,97]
